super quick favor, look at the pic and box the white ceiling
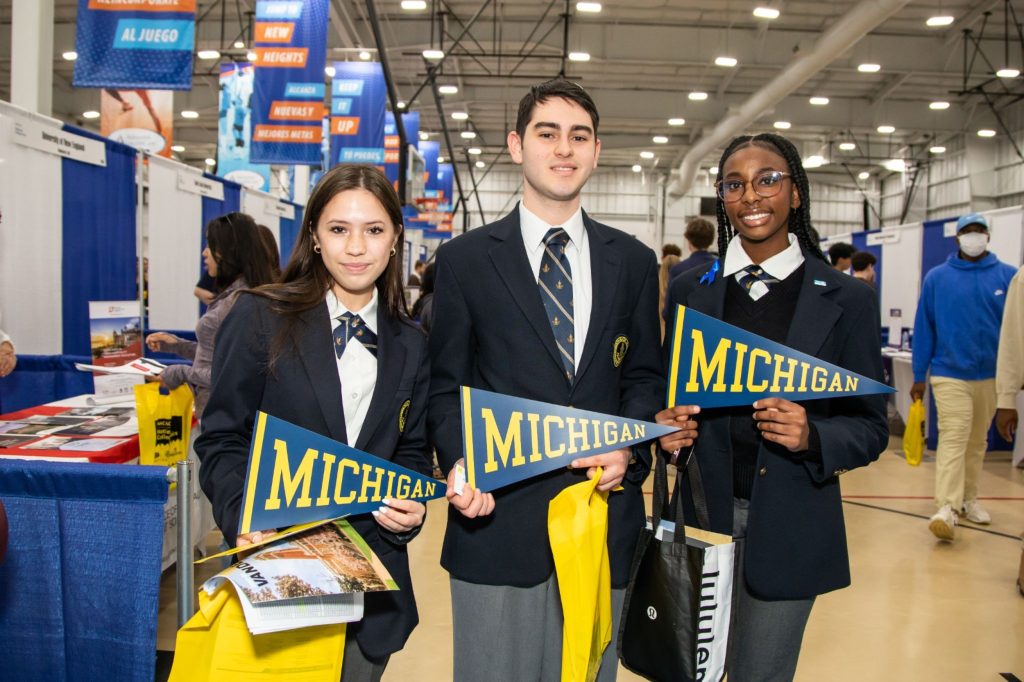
[1,0,1022,183]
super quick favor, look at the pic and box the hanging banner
[329,61,388,167]
[384,111,420,184]
[667,306,895,409]
[217,63,272,190]
[72,0,196,90]
[237,412,446,535]
[437,162,454,212]
[100,88,173,156]
[250,0,329,165]
[418,140,440,192]
[460,387,677,493]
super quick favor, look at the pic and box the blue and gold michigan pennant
[460,387,678,492]
[238,412,445,535]
[667,306,894,409]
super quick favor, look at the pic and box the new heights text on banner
[667,305,895,409]
[237,412,446,535]
[460,387,678,493]
[250,0,329,164]
[330,61,388,167]
[73,0,196,89]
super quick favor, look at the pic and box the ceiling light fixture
[419,131,429,141]
[451,111,469,120]
[401,0,428,9]
[396,101,406,109]
[205,158,216,166]
[809,96,830,105]
[422,49,445,60]
[839,142,856,151]
[857,63,881,73]
[652,135,669,144]
[858,171,871,180]
[460,131,477,139]
[171,145,185,152]
[929,145,947,154]
[568,52,591,62]
[668,117,686,126]
[359,50,371,60]
[324,65,336,77]
[438,84,459,94]
[883,159,906,172]
[468,147,482,155]
[639,151,655,159]
[476,161,486,168]
[576,2,602,12]
[753,7,780,19]
[246,51,258,61]
[996,67,1020,78]
[62,51,78,61]
[688,91,709,101]
[181,110,199,119]
[877,124,895,134]
[233,41,245,49]
[804,155,826,168]
[978,129,997,137]
[773,121,791,129]
[929,101,950,110]
[714,56,738,67]
[709,166,719,175]
[926,15,955,27]
[81,110,100,119]
[437,156,445,163]
[197,50,221,60]
[632,164,642,173]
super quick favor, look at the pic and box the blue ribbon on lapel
[699,260,720,286]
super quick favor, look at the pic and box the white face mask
[958,232,988,258]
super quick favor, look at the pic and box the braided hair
[712,132,827,263]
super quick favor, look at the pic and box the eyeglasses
[715,170,792,203]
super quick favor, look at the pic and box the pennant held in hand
[460,387,678,493]
[237,412,445,536]
[667,305,895,409]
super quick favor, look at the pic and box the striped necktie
[539,227,575,382]
[737,264,780,299]
[333,313,377,358]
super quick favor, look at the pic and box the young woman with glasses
[655,133,888,681]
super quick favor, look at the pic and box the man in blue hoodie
[911,213,1018,541]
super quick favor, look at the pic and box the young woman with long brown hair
[196,165,432,681]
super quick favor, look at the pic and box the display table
[883,349,930,425]
[0,393,216,570]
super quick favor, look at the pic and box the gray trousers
[340,634,388,682]
[726,498,815,682]
[450,575,626,681]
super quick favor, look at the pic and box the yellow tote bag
[168,586,346,682]
[134,382,193,467]
[904,399,926,466]
[548,469,612,682]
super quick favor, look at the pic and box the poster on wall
[72,0,196,90]
[250,0,329,165]
[384,111,420,185]
[330,61,387,167]
[100,88,173,156]
[217,63,272,191]
[88,300,144,398]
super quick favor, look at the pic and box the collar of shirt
[519,201,585,254]
[721,233,805,280]
[326,287,379,333]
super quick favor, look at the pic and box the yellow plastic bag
[134,382,193,467]
[168,586,346,682]
[904,398,926,466]
[548,469,612,682]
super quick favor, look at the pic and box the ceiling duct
[667,0,913,198]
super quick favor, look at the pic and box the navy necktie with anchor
[539,227,575,382]
[737,264,780,298]
[333,312,378,358]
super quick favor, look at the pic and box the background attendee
[996,266,1024,455]
[0,323,15,378]
[193,269,217,305]
[827,241,855,272]
[411,262,435,335]
[851,250,877,288]
[428,78,663,682]
[408,259,425,287]
[911,212,1017,541]
[659,132,887,680]
[145,212,276,418]
[662,242,682,261]
[669,217,717,280]
[659,253,680,340]
[196,165,432,681]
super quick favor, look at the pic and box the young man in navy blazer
[427,79,666,680]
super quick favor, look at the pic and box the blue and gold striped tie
[333,313,378,358]
[737,264,779,298]
[539,227,575,382]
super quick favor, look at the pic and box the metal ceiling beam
[365,0,408,203]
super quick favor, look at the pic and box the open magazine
[202,519,397,635]
[74,357,167,376]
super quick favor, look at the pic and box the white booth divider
[0,103,66,354]
[147,155,209,331]
[877,222,924,343]
[241,187,284,248]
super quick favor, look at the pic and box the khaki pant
[930,377,996,510]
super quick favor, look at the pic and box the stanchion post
[175,459,195,628]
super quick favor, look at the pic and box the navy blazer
[428,208,664,588]
[195,292,432,661]
[666,253,888,599]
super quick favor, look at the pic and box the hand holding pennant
[236,412,445,537]
[666,305,894,409]
[459,387,680,493]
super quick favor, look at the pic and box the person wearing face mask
[910,213,1017,542]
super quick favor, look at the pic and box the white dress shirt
[519,202,592,366]
[326,288,378,446]
[721,233,805,301]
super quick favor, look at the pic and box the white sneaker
[929,504,958,541]
[962,499,991,524]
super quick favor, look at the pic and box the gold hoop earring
[390,247,397,257]
[313,244,322,254]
